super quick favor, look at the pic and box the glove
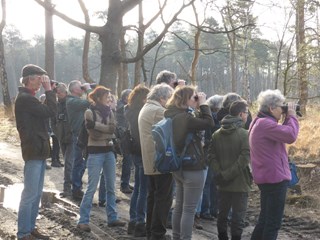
[86,120,95,129]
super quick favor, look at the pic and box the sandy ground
[0,141,320,239]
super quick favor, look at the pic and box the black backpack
[77,107,96,149]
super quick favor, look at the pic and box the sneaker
[120,186,133,194]
[18,235,36,240]
[31,228,50,239]
[77,223,91,232]
[127,221,136,234]
[134,222,146,237]
[72,190,84,200]
[108,219,126,227]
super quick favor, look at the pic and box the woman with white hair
[249,89,299,240]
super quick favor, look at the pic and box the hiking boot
[108,219,126,227]
[127,221,136,234]
[31,228,50,239]
[77,223,91,232]
[200,213,214,221]
[51,161,64,167]
[129,184,134,190]
[72,190,84,200]
[194,215,203,230]
[18,235,36,240]
[134,222,146,237]
[98,200,106,207]
[120,186,133,194]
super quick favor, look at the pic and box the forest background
[0,0,318,116]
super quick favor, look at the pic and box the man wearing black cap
[15,64,57,240]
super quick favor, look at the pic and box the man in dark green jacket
[15,64,57,240]
[208,100,252,240]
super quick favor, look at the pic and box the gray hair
[68,80,81,93]
[147,83,174,102]
[156,70,177,85]
[206,95,223,112]
[222,93,242,108]
[257,89,285,112]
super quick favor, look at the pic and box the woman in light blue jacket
[249,89,299,240]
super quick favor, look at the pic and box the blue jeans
[129,154,148,223]
[120,153,132,189]
[72,134,86,192]
[251,181,289,240]
[17,160,46,238]
[60,142,73,192]
[201,168,218,216]
[79,152,119,224]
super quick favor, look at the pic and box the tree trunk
[296,0,307,114]
[0,0,12,117]
[45,0,54,79]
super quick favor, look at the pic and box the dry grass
[0,108,19,146]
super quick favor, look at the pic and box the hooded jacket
[208,115,252,192]
[249,113,299,184]
[164,104,214,171]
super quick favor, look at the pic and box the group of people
[15,64,299,240]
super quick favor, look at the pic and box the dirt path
[0,141,320,239]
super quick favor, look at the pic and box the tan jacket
[84,108,116,147]
[138,100,165,175]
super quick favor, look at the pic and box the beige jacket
[84,108,116,147]
[138,100,165,175]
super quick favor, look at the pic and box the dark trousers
[51,134,60,162]
[146,174,173,240]
[120,153,132,189]
[217,191,248,240]
[251,181,288,240]
[201,168,218,216]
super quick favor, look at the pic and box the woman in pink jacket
[249,89,299,240]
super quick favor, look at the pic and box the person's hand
[286,102,296,117]
[197,92,206,105]
[86,120,95,129]
[177,79,186,86]
[41,75,51,91]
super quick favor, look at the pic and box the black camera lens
[281,103,302,117]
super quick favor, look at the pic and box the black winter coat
[15,87,57,161]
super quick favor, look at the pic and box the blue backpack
[152,117,193,173]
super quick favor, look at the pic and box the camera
[81,83,97,90]
[281,104,302,117]
[50,80,59,87]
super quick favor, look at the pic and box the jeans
[217,191,248,239]
[71,134,86,192]
[146,173,173,239]
[120,152,132,189]
[60,142,73,192]
[172,170,206,240]
[201,167,218,216]
[17,160,46,238]
[129,154,148,223]
[79,152,119,224]
[251,181,288,240]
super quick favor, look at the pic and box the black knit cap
[21,64,47,77]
